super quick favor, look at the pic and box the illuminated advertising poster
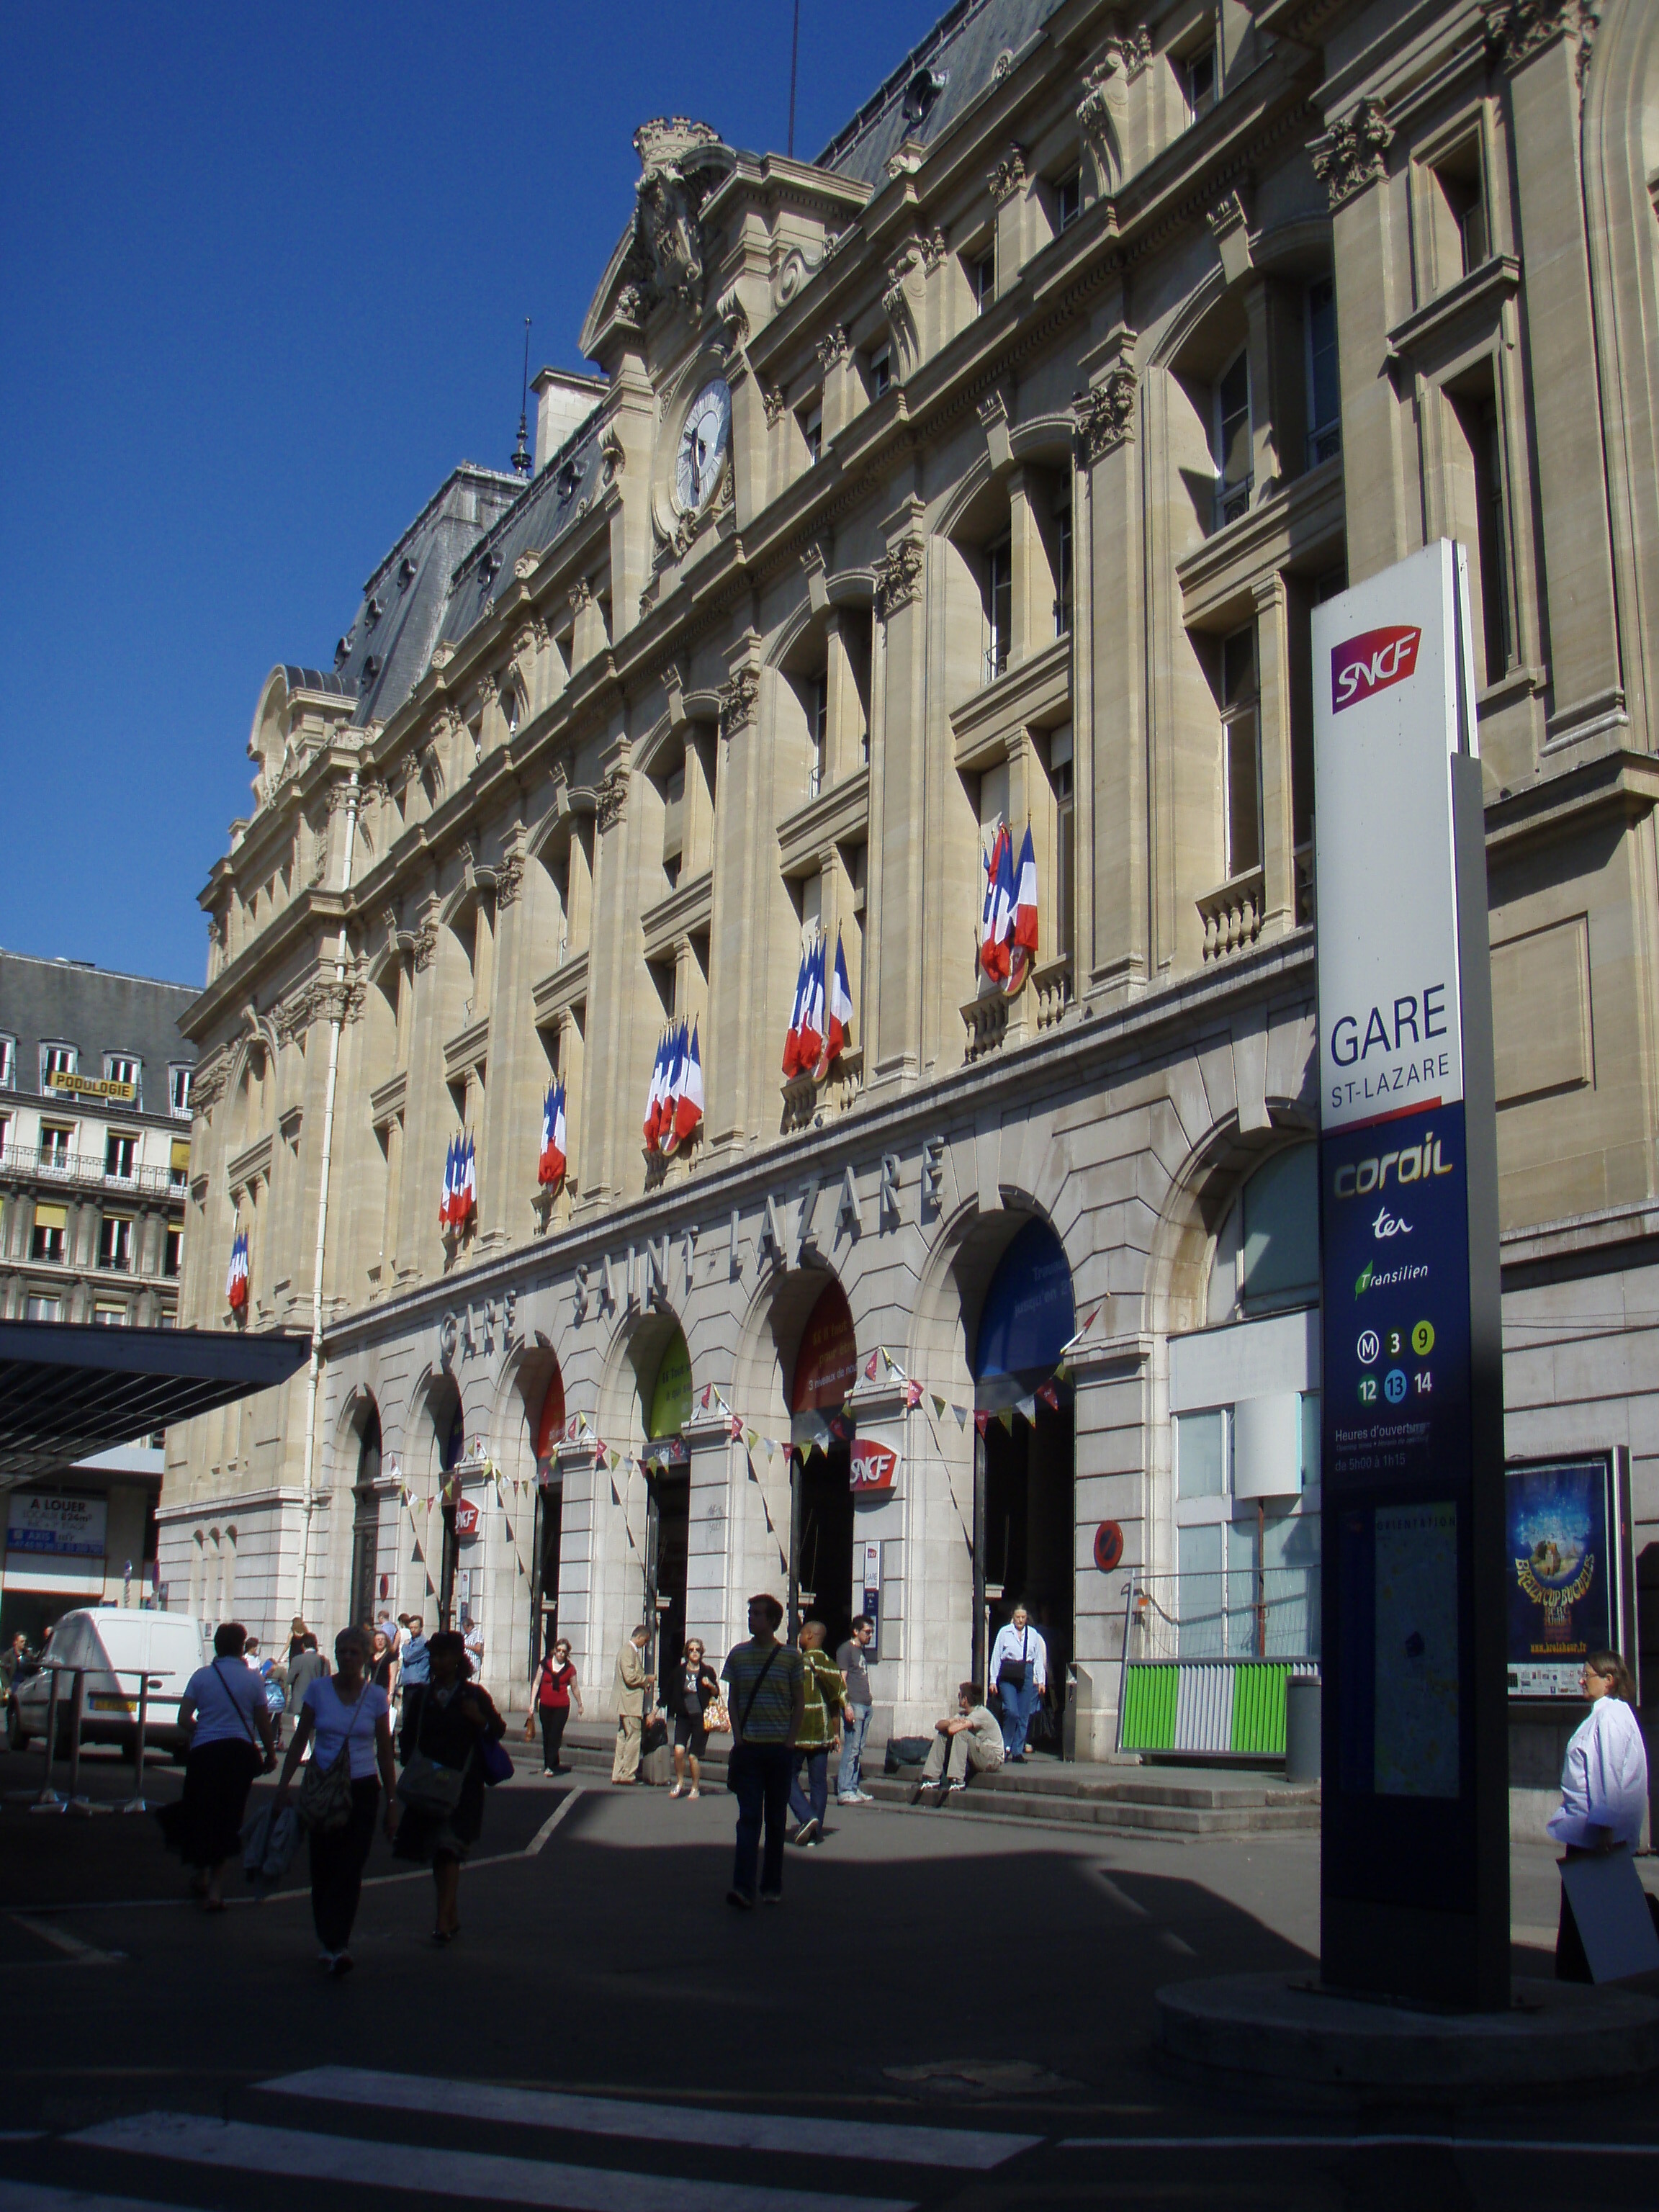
[1505,1455,1617,1696]
[1313,539,1507,2008]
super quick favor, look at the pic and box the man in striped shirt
[722,1594,805,1908]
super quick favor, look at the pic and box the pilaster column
[871,505,927,1089]
[1254,572,1295,938]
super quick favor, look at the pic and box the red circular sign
[1092,1520,1124,1573]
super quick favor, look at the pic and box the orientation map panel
[1312,540,1508,2010]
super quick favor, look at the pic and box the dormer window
[0,1035,14,1089]
[362,654,382,683]
[902,66,946,127]
[42,1043,76,1087]
[365,595,382,627]
[557,459,582,500]
[169,1065,192,1118]
[398,554,418,588]
[481,548,503,584]
[105,1055,140,1108]
[335,636,351,667]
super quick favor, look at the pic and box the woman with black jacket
[393,1629,505,1943]
[669,1637,721,1800]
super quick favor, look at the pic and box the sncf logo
[1331,624,1422,713]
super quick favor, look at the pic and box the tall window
[41,1044,76,1086]
[39,1123,73,1172]
[165,1220,184,1277]
[168,1064,192,1118]
[802,403,823,465]
[31,1206,66,1264]
[1053,502,1073,637]
[1174,1403,1321,1658]
[1434,144,1488,283]
[868,344,891,400]
[985,539,1012,682]
[99,1215,133,1272]
[0,1035,14,1089]
[1470,395,1511,681]
[971,248,995,314]
[808,678,827,799]
[1214,352,1251,528]
[1221,626,1262,880]
[0,1111,8,1159]
[105,1054,140,1106]
[1055,169,1082,232]
[104,1133,137,1182]
[1184,44,1216,122]
[1053,727,1074,964]
[1306,279,1341,465]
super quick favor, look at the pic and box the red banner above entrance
[792,1280,857,1413]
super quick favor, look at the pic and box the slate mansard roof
[292,0,1052,734]
[0,950,197,1110]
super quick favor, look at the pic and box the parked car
[6,1609,210,1758]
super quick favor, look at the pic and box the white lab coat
[989,1622,1048,1694]
[1547,1695,1648,1849]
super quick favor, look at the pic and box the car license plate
[89,1694,135,1714]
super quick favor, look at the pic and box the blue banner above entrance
[974,1219,1075,1392]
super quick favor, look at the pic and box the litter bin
[1285,1676,1321,1784]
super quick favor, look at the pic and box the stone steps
[506,1716,1320,1837]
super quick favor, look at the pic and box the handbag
[480,1733,514,1786]
[297,1685,374,1832]
[703,1696,731,1735]
[997,1628,1030,1692]
[397,1750,467,1815]
[641,1714,669,1755]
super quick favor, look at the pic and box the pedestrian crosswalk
[0,2062,1042,2212]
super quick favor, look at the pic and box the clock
[675,379,732,513]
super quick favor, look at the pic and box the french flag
[1007,823,1038,994]
[980,824,1013,980]
[643,1030,668,1151]
[439,1137,456,1229]
[815,930,854,1079]
[456,1133,477,1226]
[781,945,809,1076]
[539,1079,567,1187]
[660,1021,686,1143]
[225,1229,248,1313]
[667,1021,703,1150]
[797,935,825,1071]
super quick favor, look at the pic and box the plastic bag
[241,1801,302,1896]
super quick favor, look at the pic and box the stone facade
[163,0,1659,1773]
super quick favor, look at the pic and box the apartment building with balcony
[163,0,1659,1763]
[0,951,197,1328]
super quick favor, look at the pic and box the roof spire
[512,317,533,477]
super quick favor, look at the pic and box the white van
[7,1609,210,1758]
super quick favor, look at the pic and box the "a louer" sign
[1313,539,1507,2012]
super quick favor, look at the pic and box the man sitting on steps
[915,1682,1005,1800]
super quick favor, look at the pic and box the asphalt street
[1,1746,1657,2211]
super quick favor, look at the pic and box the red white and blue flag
[797,935,825,1073]
[539,1079,567,1188]
[979,823,1014,981]
[814,930,855,1080]
[225,1228,248,1313]
[781,945,809,1076]
[440,1138,456,1229]
[1007,822,1039,994]
[643,1030,668,1151]
[664,1021,704,1152]
[441,1133,476,1230]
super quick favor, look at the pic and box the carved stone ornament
[599,425,626,484]
[207,912,226,950]
[569,576,593,614]
[1076,367,1138,462]
[1207,189,1249,240]
[475,670,499,709]
[513,551,540,581]
[494,852,525,909]
[815,323,850,372]
[987,144,1028,204]
[1310,99,1393,210]
[875,538,925,619]
[597,765,629,832]
[716,284,750,358]
[921,225,948,274]
[431,642,456,670]
[192,1049,230,1110]
[762,385,787,428]
[1077,50,1128,194]
[625,117,736,318]
[412,919,439,971]
[718,667,760,739]
[325,778,359,815]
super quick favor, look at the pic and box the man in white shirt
[989,1604,1047,1763]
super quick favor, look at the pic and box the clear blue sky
[0,1,945,988]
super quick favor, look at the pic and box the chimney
[532,367,609,475]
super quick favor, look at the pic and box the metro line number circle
[1384,1368,1408,1403]
[1412,1319,1435,1355]
[1358,1330,1380,1365]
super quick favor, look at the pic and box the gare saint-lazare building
[163,0,1659,1791]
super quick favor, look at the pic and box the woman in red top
[533,1637,582,1774]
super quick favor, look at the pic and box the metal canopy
[0,1321,310,1485]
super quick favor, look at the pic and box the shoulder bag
[734,1644,780,1740]
[703,1669,731,1735]
[396,1689,470,1816]
[297,1685,374,1832]
[997,1629,1029,1693]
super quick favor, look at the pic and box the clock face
[675,379,732,513]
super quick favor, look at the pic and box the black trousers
[539,1706,570,1769]
[308,1777,379,1954]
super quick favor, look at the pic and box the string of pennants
[529,1311,1100,1479]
